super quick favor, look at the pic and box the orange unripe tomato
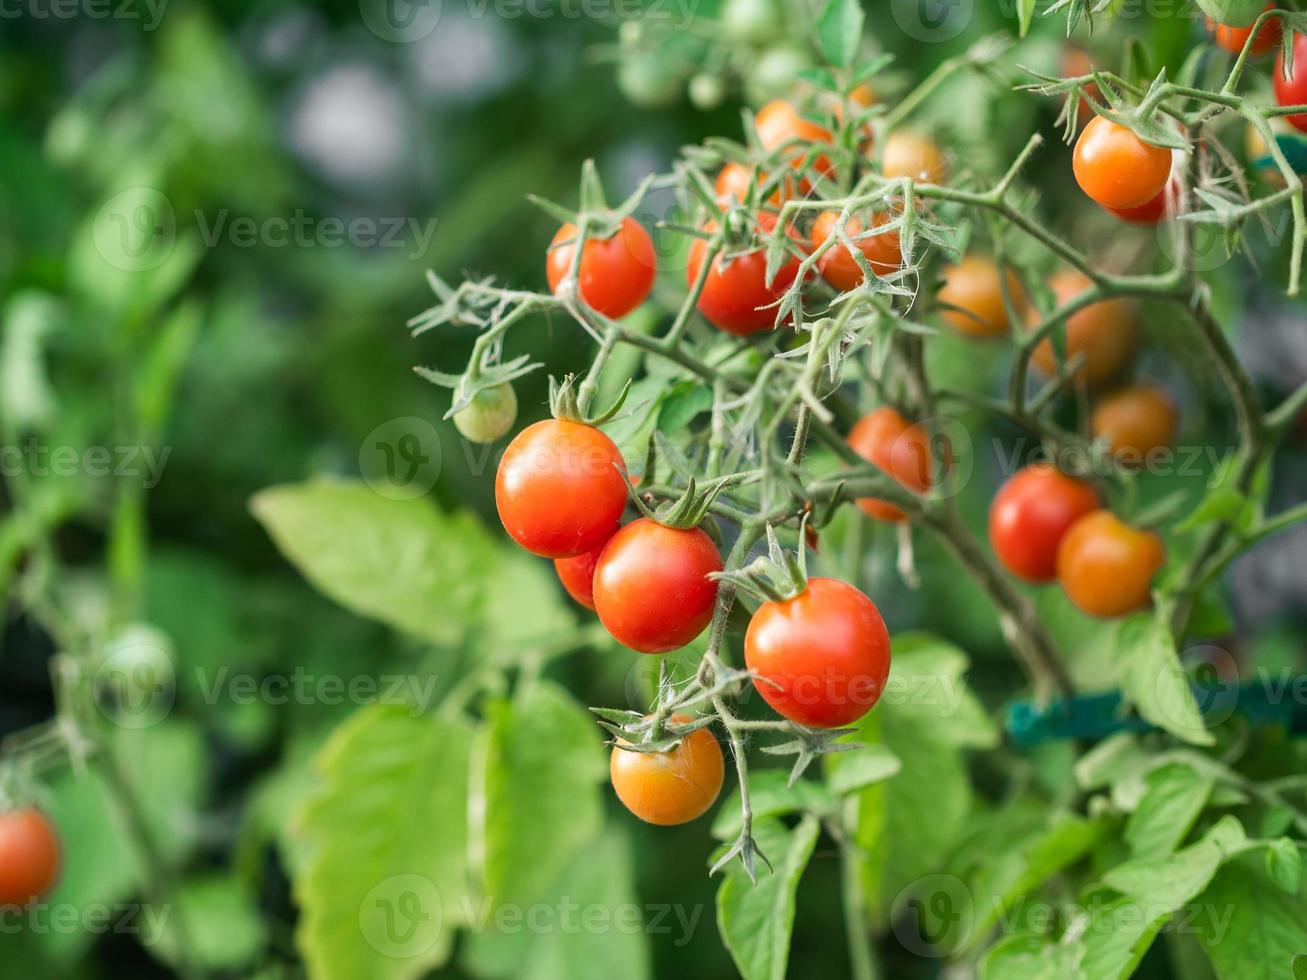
[882,131,947,184]
[610,715,724,825]
[1057,510,1165,618]
[1091,385,1179,464]
[1208,5,1281,55]
[847,407,933,523]
[714,162,801,209]
[989,464,1100,583]
[1029,270,1137,387]
[1073,116,1173,210]
[0,808,61,906]
[937,256,1024,338]
[546,217,656,320]
[744,577,891,728]
[811,210,900,290]
[754,99,833,177]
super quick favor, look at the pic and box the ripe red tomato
[686,216,802,336]
[495,420,628,558]
[937,255,1024,338]
[989,464,1100,583]
[545,217,656,319]
[811,210,900,290]
[1029,270,1137,387]
[592,518,721,653]
[1073,116,1173,210]
[846,407,933,523]
[1102,181,1172,224]
[882,131,948,184]
[1091,384,1178,464]
[610,715,724,825]
[754,99,833,177]
[1274,33,1307,134]
[1209,5,1281,55]
[554,525,619,610]
[0,808,60,906]
[744,577,891,728]
[1056,510,1165,618]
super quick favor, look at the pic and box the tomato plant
[1274,32,1307,134]
[811,210,900,290]
[0,808,60,907]
[553,525,618,610]
[545,217,657,319]
[1091,383,1179,463]
[846,406,933,523]
[937,255,1022,337]
[1073,116,1173,209]
[609,717,725,825]
[1057,510,1167,618]
[989,464,1101,584]
[686,215,802,335]
[1208,4,1281,55]
[1029,270,1138,387]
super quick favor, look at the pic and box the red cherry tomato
[686,215,802,336]
[1102,180,1175,224]
[744,577,891,728]
[811,210,900,290]
[554,525,619,610]
[1073,116,1173,210]
[1275,33,1307,134]
[1057,510,1166,618]
[610,715,724,825]
[545,217,656,319]
[495,420,628,558]
[0,808,60,906]
[989,464,1101,583]
[846,407,934,523]
[592,518,722,653]
[1208,5,1281,56]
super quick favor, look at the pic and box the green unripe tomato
[618,55,682,109]
[689,73,726,111]
[453,383,517,443]
[1195,0,1266,26]
[721,0,777,44]
[619,19,643,49]
[745,46,812,106]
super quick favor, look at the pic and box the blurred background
[2,1,1306,977]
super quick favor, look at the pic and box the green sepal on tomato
[1195,0,1270,26]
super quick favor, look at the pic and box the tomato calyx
[712,523,811,603]
[627,471,746,530]
[591,707,716,754]
[548,372,632,427]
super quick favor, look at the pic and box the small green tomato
[689,73,726,111]
[453,383,517,443]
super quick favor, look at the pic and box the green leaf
[146,874,266,973]
[250,479,498,647]
[1015,0,1039,37]
[1124,763,1213,860]
[827,745,901,795]
[1294,954,1307,979]
[1193,851,1307,979]
[1103,816,1248,910]
[981,933,1087,980]
[296,706,474,980]
[657,381,713,433]
[712,770,835,840]
[815,0,864,69]
[479,682,606,908]
[715,816,820,980]
[1266,838,1302,894]
[1193,0,1270,26]
[1115,612,1214,746]
[0,291,59,431]
[1076,891,1171,980]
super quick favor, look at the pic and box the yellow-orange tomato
[714,162,801,209]
[1091,384,1178,464]
[937,256,1024,338]
[1057,510,1165,618]
[882,131,947,184]
[811,210,900,290]
[754,99,834,177]
[1073,116,1173,210]
[610,716,724,825]
[1029,270,1137,387]
[0,808,61,906]
[847,407,933,523]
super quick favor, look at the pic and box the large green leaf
[296,706,475,980]
[250,479,497,647]
[715,816,820,980]
[146,874,266,973]
[478,681,606,909]
[1193,850,1307,979]
[1115,612,1213,746]
[712,770,836,841]
[1124,762,1213,860]
[981,934,1087,980]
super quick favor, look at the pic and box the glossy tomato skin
[1057,510,1166,618]
[1103,182,1173,224]
[811,210,900,291]
[1274,33,1307,134]
[847,407,933,523]
[938,255,1023,338]
[610,716,724,825]
[754,99,833,176]
[592,519,722,653]
[744,577,891,728]
[1091,384,1178,464]
[687,217,802,336]
[0,808,60,906]
[1029,270,1137,387]
[545,217,656,319]
[989,464,1100,583]
[554,525,619,610]
[1209,5,1281,55]
[1073,116,1173,210]
[495,420,628,559]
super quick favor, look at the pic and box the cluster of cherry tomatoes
[0,806,61,908]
